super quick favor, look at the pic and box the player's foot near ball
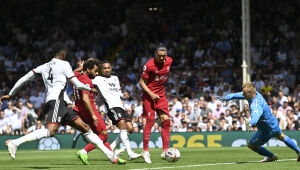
[128,152,141,161]
[112,157,126,164]
[76,151,89,165]
[261,155,278,162]
[6,140,17,160]
[160,151,166,160]
[142,151,152,164]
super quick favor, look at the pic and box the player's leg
[156,96,170,160]
[276,133,300,161]
[157,111,170,152]
[248,131,277,162]
[116,118,141,160]
[6,101,57,159]
[110,121,132,157]
[6,123,56,159]
[69,115,125,164]
[141,99,155,163]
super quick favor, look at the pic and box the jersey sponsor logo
[155,75,167,81]
[108,83,116,87]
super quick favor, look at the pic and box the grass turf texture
[0,147,299,170]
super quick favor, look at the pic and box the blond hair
[242,82,256,92]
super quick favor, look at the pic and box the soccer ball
[165,148,180,162]
[38,137,61,150]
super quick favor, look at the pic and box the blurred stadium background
[0,0,300,164]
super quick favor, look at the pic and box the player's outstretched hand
[215,96,226,102]
[150,93,160,102]
[91,88,99,94]
[92,115,99,127]
[0,95,11,106]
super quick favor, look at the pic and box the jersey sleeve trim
[32,69,37,74]
[67,75,76,79]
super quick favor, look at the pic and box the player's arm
[1,71,36,104]
[82,93,98,126]
[222,92,245,101]
[69,77,95,92]
[74,59,84,72]
[249,102,263,126]
[116,77,129,99]
[139,77,159,101]
[64,61,94,92]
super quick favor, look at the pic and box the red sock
[84,143,96,153]
[161,119,170,152]
[84,133,111,153]
[98,133,112,151]
[143,119,155,151]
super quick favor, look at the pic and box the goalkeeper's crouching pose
[216,82,300,162]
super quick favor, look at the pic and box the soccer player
[139,46,173,163]
[71,59,125,165]
[217,82,300,162]
[78,60,141,161]
[0,42,125,164]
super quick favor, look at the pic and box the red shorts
[76,109,107,134]
[142,94,169,120]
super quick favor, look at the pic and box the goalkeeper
[217,82,300,162]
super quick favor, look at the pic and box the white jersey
[92,75,124,110]
[33,58,75,102]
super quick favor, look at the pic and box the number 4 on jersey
[47,67,54,83]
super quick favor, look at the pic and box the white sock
[80,149,87,154]
[110,134,122,150]
[83,129,115,161]
[12,129,50,147]
[120,129,133,156]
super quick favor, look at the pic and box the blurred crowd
[0,0,300,135]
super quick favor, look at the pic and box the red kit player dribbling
[139,46,172,163]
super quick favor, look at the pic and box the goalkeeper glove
[215,96,227,102]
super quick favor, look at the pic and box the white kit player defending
[0,42,125,164]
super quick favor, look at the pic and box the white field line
[128,159,296,170]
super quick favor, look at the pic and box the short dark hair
[155,45,167,53]
[51,42,66,57]
[102,60,111,65]
[83,58,100,71]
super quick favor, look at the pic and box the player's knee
[126,124,134,134]
[146,117,155,123]
[247,142,258,151]
[82,123,90,132]
[49,130,56,137]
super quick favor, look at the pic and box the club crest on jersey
[143,65,147,71]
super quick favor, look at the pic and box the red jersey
[142,56,172,97]
[71,72,97,113]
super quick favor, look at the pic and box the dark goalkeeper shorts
[44,99,79,125]
[107,107,132,125]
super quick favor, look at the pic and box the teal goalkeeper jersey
[225,91,279,132]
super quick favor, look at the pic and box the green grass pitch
[0,147,299,170]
